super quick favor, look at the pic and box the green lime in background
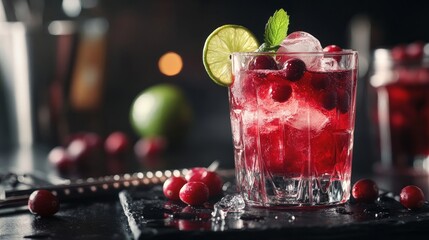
[130,84,192,142]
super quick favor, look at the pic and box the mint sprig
[260,9,289,52]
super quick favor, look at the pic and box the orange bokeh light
[158,52,183,76]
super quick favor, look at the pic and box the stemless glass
[229,51,358,208]
[370,48,429,175]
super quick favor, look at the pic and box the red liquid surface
[229,68,357,179]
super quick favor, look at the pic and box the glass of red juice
[230,51,359,207]
[370,45,429,175]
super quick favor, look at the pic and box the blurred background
[1,0,429,179]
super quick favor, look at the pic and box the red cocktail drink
[371,46,429,175]
[230,51,358,207]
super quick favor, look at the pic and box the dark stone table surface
[119,185,429,240]
[2,146,429,240]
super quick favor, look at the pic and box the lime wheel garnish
[203,25,259,87]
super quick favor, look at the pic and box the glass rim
[231,50,358,57]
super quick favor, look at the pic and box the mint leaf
[263,9,289,50]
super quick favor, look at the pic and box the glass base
[237,171,351,208]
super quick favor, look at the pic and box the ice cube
[320,57,339,71]
[211,194,245,221]
[285,100,329,132]
[277,31,323,70]
[279,31,323,52]
[217,194,246,212]
[262,97,299,124]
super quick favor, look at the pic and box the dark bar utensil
[0,168,190,209]
[0,161,221,210]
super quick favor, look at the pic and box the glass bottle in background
[64,17,108,137]
[47,1,109,146]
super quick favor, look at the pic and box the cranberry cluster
[163,167,223,206]
[391,41,425,62]
[352,178,426,210]
[248,45,344,104]
[48,131,167,176]
[48,131,128,175]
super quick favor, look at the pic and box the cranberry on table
[163,176,187,201]
[352,179,379,203]
[48,146,74,173]
[134,137,167,158]
[282,58,306,82]
[67,138,90,164]
[249,55,278,70]
[188,171,223,197]
[400,185,425,210]
[179,182,209,206]
[184,167,207,181]
[28,190,60,217]
[82,132,103,150]
[104,131,130,155]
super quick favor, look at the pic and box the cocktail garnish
[259,8,290,52]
